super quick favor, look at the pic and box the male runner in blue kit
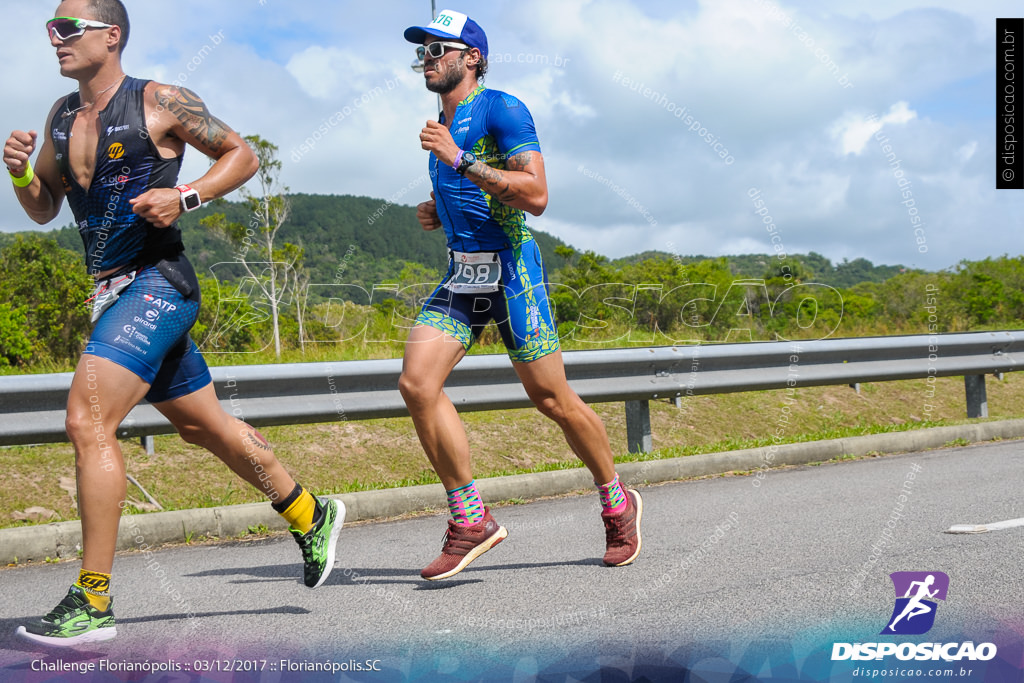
[4,0,342,646]
[401,10,643,580]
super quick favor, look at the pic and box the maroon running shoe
[421,507,508,580]
[602,489,643,566]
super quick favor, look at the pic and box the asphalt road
[1,441,1021,682]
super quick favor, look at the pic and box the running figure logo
[881,571,949,635]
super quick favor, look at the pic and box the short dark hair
[85,0,129,53]
[464,49,487,82]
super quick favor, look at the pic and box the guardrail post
[140,436,154,456]
[964,375,988,419]
[625,400,652,454]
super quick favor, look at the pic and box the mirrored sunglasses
[47,16,114,41]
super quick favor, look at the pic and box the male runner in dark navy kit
[400,10,643,580]
[4,0,342,646]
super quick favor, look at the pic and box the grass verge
[2,373,1022,530]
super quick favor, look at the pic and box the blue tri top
[50,76,184,275]
[429,86,542,253]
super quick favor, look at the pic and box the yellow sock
[75,570,111,612]
[279,488,318,534]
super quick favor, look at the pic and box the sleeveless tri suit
[51,76,210,400]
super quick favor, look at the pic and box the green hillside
[611,251,907,289]
[2,194,906,292]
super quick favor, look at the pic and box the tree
[0,235,92,365]
[201,135,303,359]
[0,304,34,367]
[294,264,311,353]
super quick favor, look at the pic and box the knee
[398,372,435,407]
[531,393,567,422]
[65,407,119,469]
[65,403,105,444]
[176,423,210,447]
[65,409,90,442]
[175,412,235,448]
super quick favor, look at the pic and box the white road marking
[946,517,1024,534]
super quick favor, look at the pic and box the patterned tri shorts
[415,239,560,363]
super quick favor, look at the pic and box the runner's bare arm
[4,100,67,224]
[464,150,547,216]
[130,84,258,228]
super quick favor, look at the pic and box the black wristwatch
[455,151,477,176]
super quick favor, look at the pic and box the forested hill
[33,193,574,285]
[6,192,905,288]
[613,251,907,289]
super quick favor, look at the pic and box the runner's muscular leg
[514,350,616,484]
[65,355,153,574]
[398,324,470,490]
[152,383,295,501]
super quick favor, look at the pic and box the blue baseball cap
[404,9,488,59]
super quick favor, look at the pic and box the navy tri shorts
[415,239,560,363]
[85,264,212,403]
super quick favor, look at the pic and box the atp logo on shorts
[881,571,949,635]
[143,293,178,313]
[107,142,125,160]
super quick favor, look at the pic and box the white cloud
[832,101,917,156]
[2,0,1021,274]
[286,47,380,100]
[956,141,977,164]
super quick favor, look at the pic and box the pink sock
[597,474,627,514]
[447,480,484,527]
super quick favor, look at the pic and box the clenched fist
[129,187,182,228]
[4,130,37,177]
[416,191,442,231]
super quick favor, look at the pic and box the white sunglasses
[417,41,470,61]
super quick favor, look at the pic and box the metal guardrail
[1,331,1020,453]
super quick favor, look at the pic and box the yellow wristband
[10,161,34,188]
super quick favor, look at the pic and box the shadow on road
[118,606,310,624]
[181,556,606,591]
[0,616,110,659]
[0,606,313,657]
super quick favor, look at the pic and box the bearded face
[423,45,470,95]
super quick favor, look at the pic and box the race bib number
[89,270,137,323]
[444,251,501,293]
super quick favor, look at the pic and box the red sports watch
[176,184,201,212]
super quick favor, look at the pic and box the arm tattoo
[468,151,534,203]
[472,164,514,201]
[505,151,533,172]
[155,86,230,153]
[471,162,503,185]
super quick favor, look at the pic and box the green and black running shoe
[291,497,345,588]
[16,585,116,646]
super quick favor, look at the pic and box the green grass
[2,373,1022,530]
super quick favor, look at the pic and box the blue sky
[2,0,1020,272]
